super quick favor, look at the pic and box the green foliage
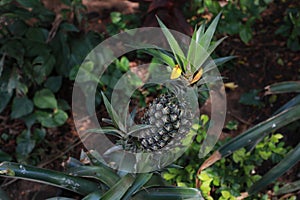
[0,151,203,199]
[163,125,289,199]
[0,1,103,164]
[106,12,141,36]
[276,7,300,51]
[186,0,272,43]
[239,89,264,107]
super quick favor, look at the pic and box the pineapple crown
[147,13,235,87]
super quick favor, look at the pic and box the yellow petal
[190,68,203,85]
[224,82,238,90]
[170,65,182,79]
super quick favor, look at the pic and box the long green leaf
[0,162,101,195]
[218,104,300,157]
[67,165,120,188]
[248,143,300,195]
[265,81,300,95]
[156,17,187,70]
[82,191,102,200]
[132,187,203,200]
[198,13,221,51]
[122,173,153,200]
[273,94,300,115]
[101,92,125,131]
[84,127,124,138]
[275,179,300,195]
[142,49,176,67]
[101,173,135,200]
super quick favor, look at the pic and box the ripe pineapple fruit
[99,13,233,154]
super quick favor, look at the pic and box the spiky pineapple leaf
[101,92,125,131]
[248,143,300,195]
[82,191,102,200]
[122,173,153,199]
[200,104,300,170]
[84,127,125,138]
[143,49,176,67]
[273,94,300,115]
[132,187,203,200]
[275,179,300,195]
[0,162,101,195]
[203,56,236,73]
[156,17,187,71]
[265,81,300,95]
[198,13,221,51]
[101,173,135,200]
[67,165,120,188]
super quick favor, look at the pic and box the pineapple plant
[97,13,234,160]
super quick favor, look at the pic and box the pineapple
[98,13,233,155]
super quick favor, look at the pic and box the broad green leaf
[265,81,300,95]
[239,26,252,44]
[35,109,67,128]
[0,162,101,195]
[34,89,57,109]
[53,109,68,125]
[44,76,63,93]
[122,173,153,199]
[0,150,12,162]
[67,166,120,188]
[248,143,300,195]
[132,187,203,200]
[101,174,135,200]
[11,96,33,118]
[156,17,186,70]
[25,27,48,42]
[0,91,12,113]
[32,128,46,144]
[16,129,35,162]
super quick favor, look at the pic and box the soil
[1,0,300,199]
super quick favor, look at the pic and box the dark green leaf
[25,27,48,42]
[7,20,28,36]
[60,23,79,32]
[0,150,12,162]
[239,26,252,44]
[122,173,153,199]
[132,187,203,200]
[44,76,63,93]
[16,0,41,8]
[82,191,102,200]
[32,128,46,144]
[101,174,135,200]
[35,109,67,128]
[274,94,300,115]
[265,81,300,95]
[218,104,300,158]
[275,179,300,195]
[248,143,300,195]
[16,129,35,161]
[67,165,120,188]
[0,91,12,113]
[0,162,102,195]
[11,96,33,118]
[33,89,57,109]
